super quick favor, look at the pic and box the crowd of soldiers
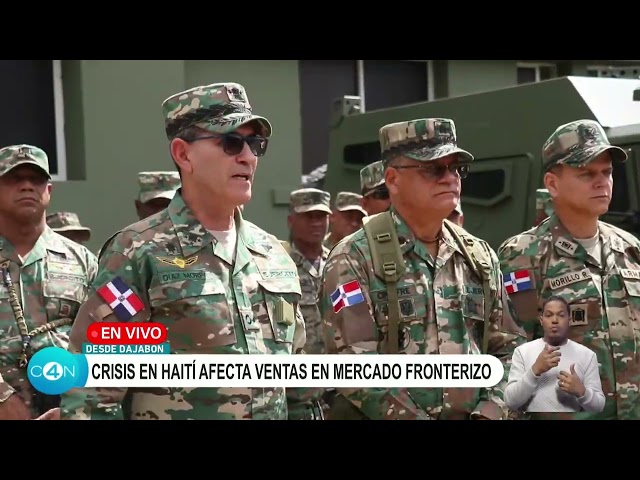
[0,80,638,420]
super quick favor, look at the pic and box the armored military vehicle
[323,76,640,250]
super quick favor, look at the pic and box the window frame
[355,60,434,113]
[51,59,68,182]
[586,64,640,79]
[516,61,556,84]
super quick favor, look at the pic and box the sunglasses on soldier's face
[189,133,269,157]
[392,162,470,180]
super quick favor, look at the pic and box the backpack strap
[443,219,494,354]
[363,211,406,353]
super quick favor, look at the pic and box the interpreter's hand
[558,364,585,398]
[0,394,32,420]
[532,343,561,376]
[33,407,60,420]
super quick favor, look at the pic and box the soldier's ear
[543,171,559,198]
[170,138,193,175]
[384,166,400,194]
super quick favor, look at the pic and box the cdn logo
[27,347,89,395]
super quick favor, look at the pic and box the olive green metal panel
[325,76,640,249]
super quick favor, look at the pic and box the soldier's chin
[14,205,43,222]
[230,189,251,208]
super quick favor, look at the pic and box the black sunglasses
[189,133,268,157]
[392,162,470,179]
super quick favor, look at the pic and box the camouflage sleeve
[60,233,150,420]
[286,283,322,420]
[321,248,429,420]
[0,374,15,402]
[85,249,99,288]
[497,234,542,337]
[472,245,527,420]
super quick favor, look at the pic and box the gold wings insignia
[155,256,198,269]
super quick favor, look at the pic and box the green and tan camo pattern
[535,189,554,218]
[0,144,51,179]
[498,214,640,419]
[289,188,332,214]
[288,242,329,355]
[320,207,526,420]
[379,118,474,164]
[162,82,272,139]
[335,192,366,215]
[46,212,90,232]
[138,171,181,204]
[59,191,306,420]
[0,227,97,414]
[541,119,628,172]
[360,161,385,194]
[283,242,330,420]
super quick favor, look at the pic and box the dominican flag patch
[503,270,533,294]
[96,277,145,321]
[330,280,365,314]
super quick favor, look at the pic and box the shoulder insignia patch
[330,280,365,313]
[96,276,145,321]
[503,269,534,294]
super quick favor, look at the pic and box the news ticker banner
[26,322,505,396]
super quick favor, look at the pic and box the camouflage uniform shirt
[498,214,640,420]
[321,207,525,420]
[288,242,329,354]
[0,227,98,415]
[59,190,306,420]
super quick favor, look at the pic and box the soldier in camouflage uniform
[321,118,526,420]
[283,188,333,420]
[0,144,97,420]
[135,171,181,220]
[498,119,640,420]
[59,82,306,420]
[533,188,554,227]
[360,160,391,216]
[285,188,331,354]
[324,191,367,250]
[46,212,92,245]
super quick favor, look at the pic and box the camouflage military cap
[335,192,367,215]
[290,188,332,214]
[0,144,50,179]
[542,119,627,172]
[536,188,554,217]
[46,211,91,234]
[360,160,385,195]
[379,118,473,164]
[138,171,181,204]
[162,82,272,140]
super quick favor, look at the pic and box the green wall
[48,60,302,253]
[435,60,518,98]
